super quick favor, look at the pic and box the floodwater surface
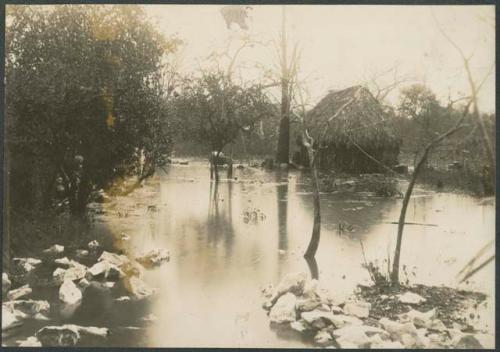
[99,162,494,347]
[6,162,493,347]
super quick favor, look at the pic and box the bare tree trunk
[304,151,322,259]
[276,111,290,164]
[305,255,319,280]
[276,6,290,165]
[391,103,470,286]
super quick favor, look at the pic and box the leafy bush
[6,5,180,214]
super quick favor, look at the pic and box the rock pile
[2,238,171,347]
[262,272,494,349]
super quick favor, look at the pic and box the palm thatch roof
[307,85,400,149]
[304,86,401,172]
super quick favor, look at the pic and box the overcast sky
[144,5,495,112]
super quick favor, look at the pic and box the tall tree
[5,5,180,214]
[173,72,274,181]
[275,6,293,165]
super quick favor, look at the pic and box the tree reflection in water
[207,179,235,259]
[276,169,289,252]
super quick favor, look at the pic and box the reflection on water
[61,162,497,347]
[276,169,289,252]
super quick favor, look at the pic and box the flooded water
[92,161,494,348]
[7,161,493,347]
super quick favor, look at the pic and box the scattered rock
[59,280,82,305]
[33,313,50,321]
[7,284,32,301]
[428,319,447,331]
[78,325,109,338]
[343,300,371,318]
[331,306,344,314]
[53,261,87,284]
[398,291,426,304]
[2,304,26,331]
[379,317,423,347]
[263,272,308,309]
[124,276,156,301]
[290,320,309,332]
[43,244,65,256]
[329,314,363,328]
[2,273,11,297]
[12,257,42,274]
[75,249,89,259]
[333,325,387,339]
[269,293,297,324]
[295,296,322,312]
[87,261,109,278]
[4,300,50,316]
[314,330,333,346]
[398,308,436,328]
[36,325,80,347]
[88,240,100,250]
[262,273,489,349]
[135,248,170,268]
[333,325,371,348]
[98,251,141,277]
[115,296,131,302]
[17,336,42,347]
[77,278,91,291]
[35,324,109,347]
[276,272,308,298]
[54,257,72,268]
[106,264,125,281]
[301,309,336,329]
[427,333,449,348]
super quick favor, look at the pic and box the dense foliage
[172,72,276,155]
[6,5,179,214]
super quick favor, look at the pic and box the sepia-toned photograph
[1,2,496,349]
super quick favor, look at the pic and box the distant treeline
[5,5,494,221]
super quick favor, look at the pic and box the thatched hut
[304,85,401,173]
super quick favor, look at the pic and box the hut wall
[317,144,399,174]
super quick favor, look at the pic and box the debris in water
[135,248,170,268]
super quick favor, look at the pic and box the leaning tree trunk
[304,150,322,259]
[391,105,470,286]
[305,255,319,280]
